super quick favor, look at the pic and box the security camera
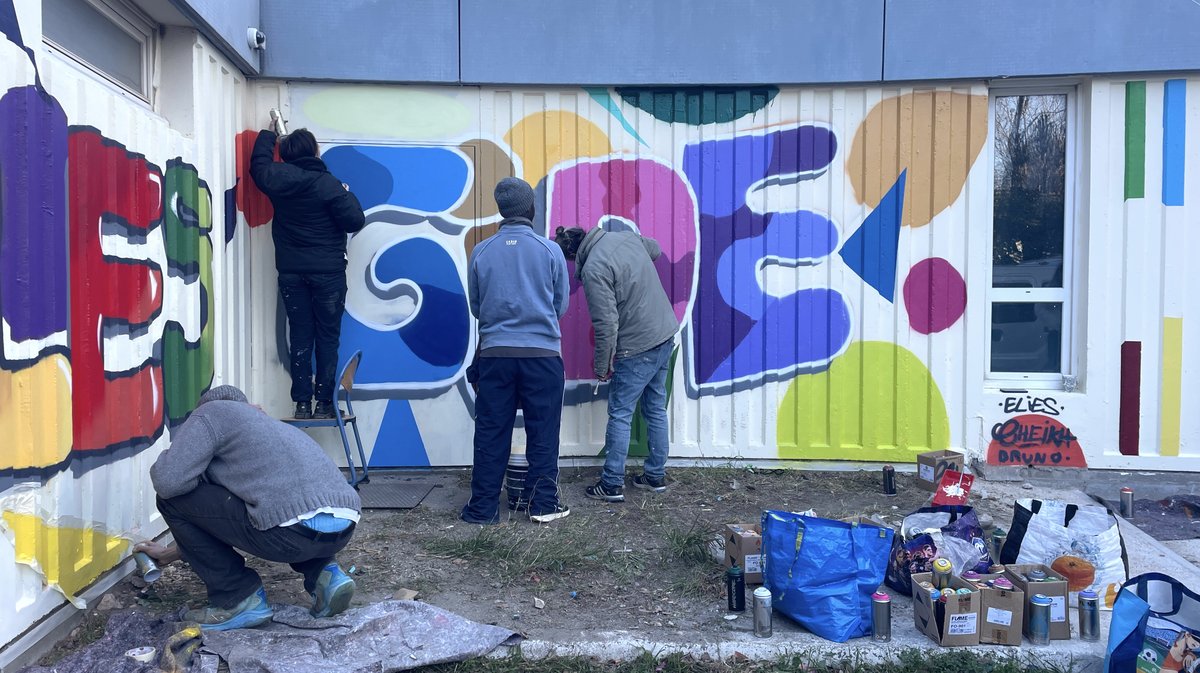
[247,28,266,50]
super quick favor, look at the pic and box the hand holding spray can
[132,551,161,583]
[752,587,772,637]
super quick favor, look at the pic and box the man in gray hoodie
[555,225,679,502]
[134,385,361,631]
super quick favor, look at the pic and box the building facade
[1,0,1198,659]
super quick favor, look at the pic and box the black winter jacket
[250,130,366,274]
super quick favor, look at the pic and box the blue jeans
[601,339,673,488]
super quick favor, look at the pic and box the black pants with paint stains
[278,272,347,403]
[157,483,355,608]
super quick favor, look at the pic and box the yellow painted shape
[504,110,612,187]
[1160,317,1183,457]
[777,341,950,461]
[846,91,988,228]
[0,355,72,471]
[2,511,129,600]
[302,86,472,139]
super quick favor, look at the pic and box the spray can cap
[872,591,891,602]
[933,558,953,573]
[728,563,743,575]
[1121,487,1134,493]
[753,587,771,598]
[1079,589,1098,600]
[992,577,1014,590]
[1031,594,1052,606]
[962,571,981,580]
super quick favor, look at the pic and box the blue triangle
[839,170,906,301]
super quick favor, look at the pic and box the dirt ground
[53,466,1000,658]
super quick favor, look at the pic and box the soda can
[882,465,897,496]
[871,591,891,642]
[1120,487,1135,519]
[932,558,953,589]
[133,551,161,583]
[725,564,746,612]
[753,587,773,638]
[1029,594,1052,645]
[1079,589,1101,642]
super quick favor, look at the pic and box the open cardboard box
[912,572,981,647]
[724,524,762,584]
[970,573,1025,646]
[916,449,964,491]
[1004,563,1071,640]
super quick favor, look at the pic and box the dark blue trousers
[462,356,564,523]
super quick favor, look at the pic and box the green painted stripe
[1125,81,1146,200]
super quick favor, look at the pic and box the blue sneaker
[310,563,355,618]
[185,587,273,631]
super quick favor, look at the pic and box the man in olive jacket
[251,126,365,420]
[555,226,678,502]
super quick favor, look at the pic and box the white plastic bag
[1008,498,1128,609]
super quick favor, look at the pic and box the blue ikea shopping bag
[1104,573,1200,673]
[761,510,895,642]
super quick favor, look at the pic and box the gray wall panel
[885,0,1200,81]
[259,0,458,82]
[459,0,885,85]
[169,0,261,73]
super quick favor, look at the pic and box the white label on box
[743,554,763,574]
[948,613,978,635]
[1049,596,1066,622]
[919,464,935,481]
[986,607,1013,626]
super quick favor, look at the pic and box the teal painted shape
[615,87,779,125]
[368,399,429,467]
[839,171,906,302]
[584,87,648,147]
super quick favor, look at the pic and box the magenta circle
[903,257,967,335]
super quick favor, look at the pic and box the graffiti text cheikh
[987,413,1087,467]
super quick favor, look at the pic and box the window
[42,0,155,99]
[988,89,1075,384]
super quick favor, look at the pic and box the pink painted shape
[903,257,967,335]
[549,158,697,380]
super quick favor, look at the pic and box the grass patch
[663,519,715,566]
[426,650,1076,673]
[424,519,608,580]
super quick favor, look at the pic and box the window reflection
[991,302,1063,373]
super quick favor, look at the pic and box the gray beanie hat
[199,384,248,405]
[494,177,535,219]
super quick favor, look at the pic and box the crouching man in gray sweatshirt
[133,385,361,631]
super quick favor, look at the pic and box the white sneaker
[529,504,571,523]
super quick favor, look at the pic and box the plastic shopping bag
[761,510,894,642]
[1105,573,1200,673]
[1001,498,1128,609]
[885,505,992,596]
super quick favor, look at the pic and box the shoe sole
[529,510,571,523]
[199,606,274,631]
[585,491,625,503]
[313,578,355,618]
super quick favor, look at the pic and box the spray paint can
[871,591,892,641]
[991,576,1015,591]
[882,465,897,496]
[505,453,529,511]
[726,563,746,612]
[1079,589,1101,642]
[133,552,161,583]
[932,558,953,590]
[1029,594,1052,645]
[752,587,772,637]
[1026,568,1047,582]
[991,526,1007,561]
[1120,487,1135,519]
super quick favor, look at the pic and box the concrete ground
[500,475,1200,672]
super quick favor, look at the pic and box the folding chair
[282,350,371,488]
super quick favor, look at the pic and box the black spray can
[1120,487,1135,519]
[726,563,746,612]
[882,465,897,496]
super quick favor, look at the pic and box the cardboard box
[972,574,1025,646]
[912,572,981,647]
[724,524,763,584]
[1004,563,1071,640]
[916,449,965,491]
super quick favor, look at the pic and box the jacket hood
[574,227,606,279]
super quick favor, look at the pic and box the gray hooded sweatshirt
[575,228,679,377]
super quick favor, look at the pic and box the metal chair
[282,351,371,488]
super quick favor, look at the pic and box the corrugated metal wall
[256,80,1197,472]
[0,9,245,648]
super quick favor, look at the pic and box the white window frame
[985,84,1079,389]
[42,0,157,102]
